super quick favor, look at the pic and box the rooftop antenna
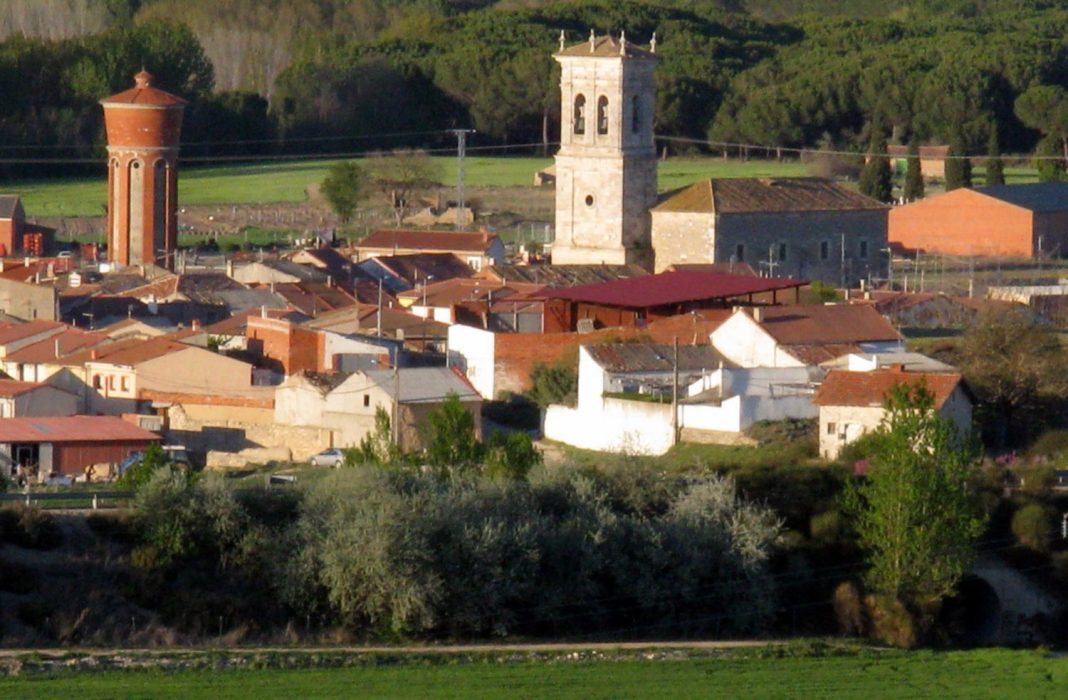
[559,30,565,52]
[449,129,476,230]
[650,32,657,53]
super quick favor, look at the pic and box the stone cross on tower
[551,31,658,267]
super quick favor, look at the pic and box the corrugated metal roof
[361,367,480,404]
[585,343,724,373]
[482,264,648,286]
[0,415,160,443]
[974,183,1068,213]
[653,177,887,214]
[815,368,963,408]
[538,271,807,308]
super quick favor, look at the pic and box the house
[0,415,160,480]
[0,320,66,358]
[306,304,451,354]
[538,270,807,333]
[274,367,481,453]
[447,308,732,399]
[1,327,109,383]
[0,379,78,418]
[814,367,972,459]
[888,183,1068,258]
[886,144,949,181]
[353,229,505,271]
[356,253,475,294]
[0,194,55,257]
[542,343,821,455]
[651,178,888,284]
[245,314,393,377]
[822,351,957,374]
[711,305,902,368]
[397,277,544,326]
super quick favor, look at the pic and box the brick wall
[247,316,324,375]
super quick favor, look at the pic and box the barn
[0,415,160,479]
[888,183,1068,258]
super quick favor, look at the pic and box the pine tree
[903,140,924,201]
[859,120,893,202]
[985,129,1005,186]
[944,136,972,190]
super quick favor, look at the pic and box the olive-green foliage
[985,129,1005,186]
[808,280,841,303]
[348,406,399,466]
[527,359,577,407]
[903,141,924,200]
[116,443,170,491]
[424,393,482,472]
[1011,502,1055,553]
[286,467,781,637]
[320,160,364,223]
[482,432,541,481]
[858,121,892,202]
[943,136,971,191]
[845,381,985,614]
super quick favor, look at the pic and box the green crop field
[0,648,1065,699]
[4,156,1040,219]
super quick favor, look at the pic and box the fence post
[92,494,99,510]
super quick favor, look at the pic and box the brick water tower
[100,70,186,269]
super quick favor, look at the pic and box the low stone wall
[165,403,334,463]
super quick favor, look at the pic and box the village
[2,24,1068,673]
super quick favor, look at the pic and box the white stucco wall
[446,324,496,399]
[321,330,389,370]
[710,312,806,368]
[545,398,675,456]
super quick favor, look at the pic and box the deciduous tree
[365,148,441,227]
[320,160,365,223]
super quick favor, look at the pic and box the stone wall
[165,402,333,463]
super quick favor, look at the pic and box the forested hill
[0,0,1065,179]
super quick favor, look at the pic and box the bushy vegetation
[284,467,782,638]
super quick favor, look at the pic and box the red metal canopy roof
[535,271,807,309]
[0,416,160,443]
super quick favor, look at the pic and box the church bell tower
[552,31,658,267]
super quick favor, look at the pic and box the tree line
[0,1,1065,180]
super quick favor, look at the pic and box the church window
[734,244,745,262]
[820,240,829,261]
[858,239,869,259]
[573,94,586,135]
[631,95,640,134]
[778,243,788,262]
[597,96,609,135]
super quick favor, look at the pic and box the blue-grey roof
[974,183,1068,213]
[361,367,480,404]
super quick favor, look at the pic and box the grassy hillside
[5,156,1038,219]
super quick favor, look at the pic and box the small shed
[0,415,160,479]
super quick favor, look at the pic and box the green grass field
[10,156,1037,219]
[0,648,1064,699]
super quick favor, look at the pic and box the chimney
[261,305,268,318]
[191,319,200,331]
[753,306,764,323]
[91,349,98,360]
[54,338,60,358]
[0,259,5,272]
[226,259,234,278]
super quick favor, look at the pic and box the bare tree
[364,149,442,227]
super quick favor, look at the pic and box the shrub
[0,556,37,594]
[483,432,541,481]
[1027,429,1068,459]
[810,510,845,543]
[832,581,865,636]
[527,360,577,407]
[866,594,919,649]
[0,506,62,550]
[1012,503,1055,553]
[116,443,173,491]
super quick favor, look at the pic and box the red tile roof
[0,415,161,443]
[357,229,498,254]
[0,320,64,346]
[62,335,192,367]
[99,70,186,107]
[537,271,807,309]
[814,368,964,409]
[3,329,109,364]
[755,305,901,346]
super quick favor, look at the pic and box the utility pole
[840,233,846,291]
[671,336,680,446]
[376,278,383,338]
[450,129,476,230]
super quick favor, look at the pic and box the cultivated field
[0,647,1064,699]
[5,156,1041,219]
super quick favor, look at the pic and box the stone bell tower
[552,31,658,267]
[100,70,186,269]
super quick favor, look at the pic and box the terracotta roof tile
[0,320,65,346]
[0,379,58,397]
[755,305,901,346]
[653,178,887,214]
[4,329,109,364]
[815,368,964,409]
[357,229,498,254]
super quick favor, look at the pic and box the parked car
[309,448,346,468]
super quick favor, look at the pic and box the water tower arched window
[573,94,586,135]
[597,96,609,135]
